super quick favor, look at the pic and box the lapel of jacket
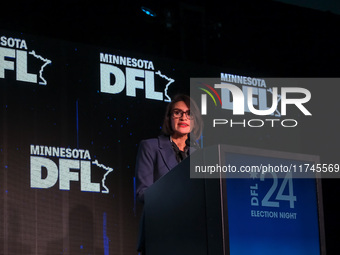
[158,135,178,171]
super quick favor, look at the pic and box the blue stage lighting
[141,6,157,17]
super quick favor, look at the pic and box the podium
[144,147,225,255]
[143,145,326,255]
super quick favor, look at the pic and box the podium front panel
[219,145,325,255]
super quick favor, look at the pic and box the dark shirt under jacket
[135,135,196,203]
[171,140,189,163]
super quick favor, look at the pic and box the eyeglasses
[171,109,193,119]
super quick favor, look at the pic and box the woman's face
[170,101,193,138]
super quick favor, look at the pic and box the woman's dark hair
[162,94,203,140]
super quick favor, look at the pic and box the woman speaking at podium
[135,94,202,203]
[135,94,202,254]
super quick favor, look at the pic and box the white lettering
[0,36,28,50]
[30,145,91,160]
[30,156,58,189]
[99,53,155,70]
[221,73,267,88]
[0,47,15,78]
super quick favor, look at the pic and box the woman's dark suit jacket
[135,135,196,203]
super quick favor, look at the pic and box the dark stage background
[1,1,340,254]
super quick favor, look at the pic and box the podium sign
[223,151,324,255]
